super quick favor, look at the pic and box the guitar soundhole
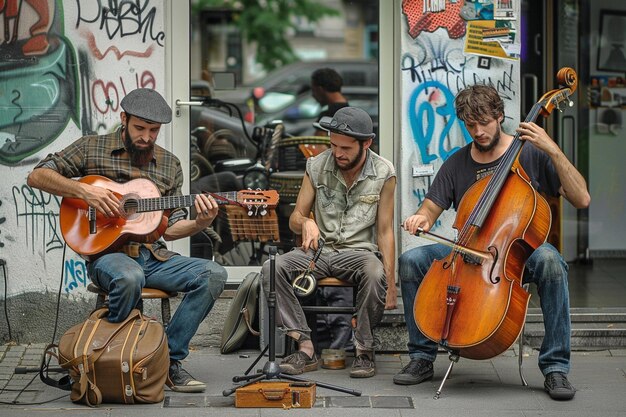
[122,197,139,219]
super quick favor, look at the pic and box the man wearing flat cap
[260,106,397,378]
[28,88,227,393]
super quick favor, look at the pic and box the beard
[473,124,501,153]
[336,141,365,171]
[124,128,154,167]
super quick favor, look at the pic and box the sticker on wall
[460,0,494,21]
[402,0,467,39]
[464,20,520,60]
[494,0,517,20]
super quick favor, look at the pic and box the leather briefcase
[235,381,316,408]
[57,308,169,406]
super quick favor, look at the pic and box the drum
[269,171,304,204]
[275,136,329,171]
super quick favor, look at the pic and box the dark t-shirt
[316,101,350,121]
[426,141,562,211]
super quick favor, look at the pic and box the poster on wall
[464,19,520,60]
[596,10,626,73]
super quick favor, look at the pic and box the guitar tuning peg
[247,206,253,216]
[568,99,574,107]
[260,208,267,216]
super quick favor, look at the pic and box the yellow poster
[464,20,520,60]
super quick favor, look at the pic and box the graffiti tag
[75,0,166,46]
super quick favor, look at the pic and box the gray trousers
[261,248,387,352]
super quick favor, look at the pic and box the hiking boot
[166,360,206,393]
[544,372,576,400]
[393,358,434,385]
[279,351,319,375]
[349,354,376,378]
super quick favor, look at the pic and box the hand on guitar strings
[84,184,122,218]
[194,194,218,227]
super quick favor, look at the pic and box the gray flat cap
[318,107,375,140]
[120,88,172,124]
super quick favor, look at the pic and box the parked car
[213,59,378,123]
[256,86,379,137]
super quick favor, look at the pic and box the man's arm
[289,173,319,251]
[27,167,123,216]
[162,194,219,241]
[517,122,591,208]
[402,198,445,235]
[376,177,397,310]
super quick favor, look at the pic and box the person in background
[311,68,349,137]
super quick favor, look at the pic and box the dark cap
[318,107,375,140]
[120,88,172,124]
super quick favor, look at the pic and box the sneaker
[279,351,319,375]
[544,372,576,400]
[393,358,434,385]
[349,354,376,378]
[166,360,206,393]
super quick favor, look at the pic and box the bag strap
[75,363,103,407]
[39,344,72,391]
[90,309,143,351]
[242,307,260,336]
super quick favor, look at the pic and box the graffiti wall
[399,0,521,252]
[0,0,166,341]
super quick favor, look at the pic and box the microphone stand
[223,245,361,397]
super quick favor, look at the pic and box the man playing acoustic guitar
[394,85,590,401]
[27,88,227,393]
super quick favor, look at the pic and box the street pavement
[1,343,625,416]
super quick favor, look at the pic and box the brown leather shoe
[279,351,319,375]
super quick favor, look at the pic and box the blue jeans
[399,243,571,376]
[87,246,227,361]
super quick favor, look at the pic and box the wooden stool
[87,283,177,326]
[301,277,357,351]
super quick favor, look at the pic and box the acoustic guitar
[59,175,279,260]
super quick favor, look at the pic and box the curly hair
[455,84,505,123]
[311,68,343,93]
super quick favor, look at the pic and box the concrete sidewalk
[0,343,625,416]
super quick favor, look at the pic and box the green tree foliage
[192,0,338,71]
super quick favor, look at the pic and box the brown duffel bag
[57,308,169,406]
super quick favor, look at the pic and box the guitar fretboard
[132,192,241,212]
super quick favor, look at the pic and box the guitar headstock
[538,67,578,117]
[236,189,280,216]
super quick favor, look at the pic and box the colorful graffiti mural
[0,0,166,297]
[0,0,80,165]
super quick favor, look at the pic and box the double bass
[413,68,578,360]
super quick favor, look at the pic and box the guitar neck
[136,191,239,213]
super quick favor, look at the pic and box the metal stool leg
[434,352,459,400]
[161,298,172,326]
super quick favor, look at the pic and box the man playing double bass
[395,84,590,401]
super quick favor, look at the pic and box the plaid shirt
[36,128,187,259]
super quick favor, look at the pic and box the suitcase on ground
[235,381,316,408]
[57,308,169,406]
